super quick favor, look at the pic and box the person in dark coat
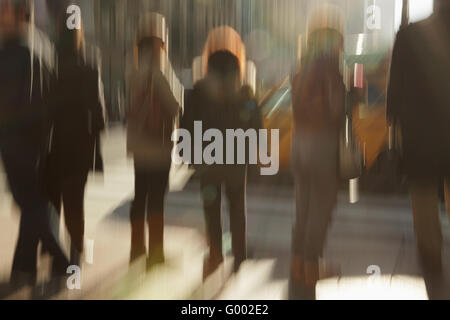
[0,0,69,290]
[45,21,105,267]
[184,46,261,279]
[386,0,450,299]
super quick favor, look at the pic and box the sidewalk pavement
[1,125,450,300]
[0,126,214,300]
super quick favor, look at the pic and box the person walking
[45,19,105,267]
[0,0,69,291]
[184,26,261,279]
[127,13,180,269]
[387,0,450,299]
[289,5,345,300]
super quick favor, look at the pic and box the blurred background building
[29,0,435,122]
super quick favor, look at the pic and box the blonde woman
[127,13,180,268]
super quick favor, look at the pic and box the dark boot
[288,254,308,300]
[130,219,146,265]
[146,248,165,271]
[146,213,165,271]
[70,244,82,267]
[203,247,224,281]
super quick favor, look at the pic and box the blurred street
[1,125,449,300]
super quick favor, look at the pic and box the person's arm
[386,30,405,126]
[154,71,180,118]
[87,68,106,133]
[241,85,262,131]
[28,57,51,139]
[328,69,346,126]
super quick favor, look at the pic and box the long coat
[45,58,105,180]
[387,10,450,178]
[182,78,261,176]
[126,63,180,170]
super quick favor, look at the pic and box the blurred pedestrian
[0,0,69,290]
[127,13,180,269]
[387,0,450,299]
[289,4,345,300]
[45,17,105,267]
[183,26,262,279]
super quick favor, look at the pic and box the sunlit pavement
[316,275,428,300]
[1,125,450,300]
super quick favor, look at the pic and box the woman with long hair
[289,5,346,300]
[45,19,105,267]
[127,12,180,269]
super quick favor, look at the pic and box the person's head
[305,28,343,64]
[0,0,29,41]
[135,12,167,68]
[202,26,246,83]
[137,36,164,67]
[305,3,344,66]
[207,50,241,91]
[56,21,85,60]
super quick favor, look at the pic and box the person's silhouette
[387,0,450,299]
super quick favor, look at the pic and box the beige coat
[127,62,179,170]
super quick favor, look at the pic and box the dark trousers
[409,177,443,272]
[1,144,69,283]
[409,177,448,299]
[200,167,247,270]
[49,173,88,265]
[130,163,170,263]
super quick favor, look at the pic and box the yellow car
[259,78,293,172]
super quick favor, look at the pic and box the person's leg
[39,203,70,277]
[13,203,68,282]
[129,164,148,263]
[301,137,339,300]
[1,147,68,284]
[46,159,63,215]
[146,167,170,267]
[289,134,316,300]
[302,172,337,299]
[2,148,42,286]
[303,173,337,263]
[41,173,62,256]
[225,167,247,273]
[291,173,310,267]
[10,213,40,287]
[289,172,311,299]
[61,173,88,266]
[200,173,224,278]
[410,178,443,273]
